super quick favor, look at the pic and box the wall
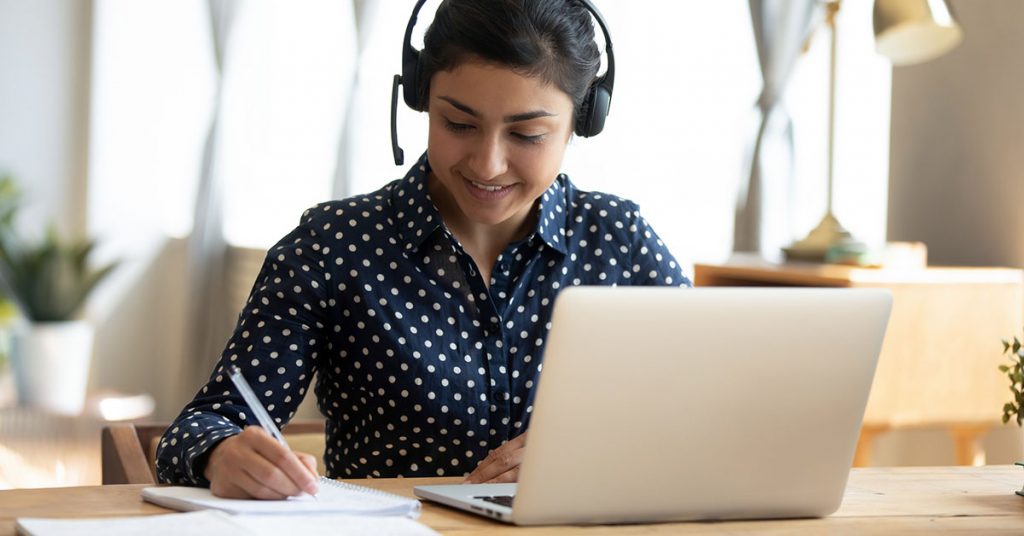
[882,0,1024,464]
[0,0,92,238]
[89,237,189,418]
[0,0,192,419]
[888,0,1024,268]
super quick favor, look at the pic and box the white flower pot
[10,321,94,415]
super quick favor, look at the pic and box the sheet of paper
[231,514,439,536]
[16,510,439,536]
[16,510,241,536]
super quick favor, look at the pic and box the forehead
[429,59,574,117]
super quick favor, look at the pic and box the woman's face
[427,59,575,230]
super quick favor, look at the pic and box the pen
[228,364,318,499]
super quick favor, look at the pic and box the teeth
[471,181,508,192]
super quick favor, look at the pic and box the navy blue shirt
[157,153,691,484]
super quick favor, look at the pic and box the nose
[465,133,508,182]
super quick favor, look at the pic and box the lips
[463,177,516,201]
[470,180,511,192]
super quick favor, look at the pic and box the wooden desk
[2,466,1023,533]
[694,256,1024,466]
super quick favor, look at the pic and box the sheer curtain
[734,0,823,257]
[187,0,358,383]
[185,0,240,389]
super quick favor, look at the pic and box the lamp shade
[874,0,963,65]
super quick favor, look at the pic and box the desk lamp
[783,0,962,262]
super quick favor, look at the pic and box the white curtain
[186,0,359,387]
[734,0,823,256]
[332,0,382,199]
[184,0,241,389]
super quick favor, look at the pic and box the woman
[157,0,690,499]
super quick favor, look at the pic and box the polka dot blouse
[156,152,691,485]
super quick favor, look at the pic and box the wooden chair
[101,420,326,484]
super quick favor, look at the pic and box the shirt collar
[392,153,569,255]
[534,176,569,255]
[393,153,445,253]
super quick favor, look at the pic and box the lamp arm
[826,0,839,216]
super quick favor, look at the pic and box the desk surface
[2,466,1023,534]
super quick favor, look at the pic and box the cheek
[514,145,567,190]
[427,121,460,171]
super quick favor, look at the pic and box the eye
[444,119,473,133]
[512,133,546,145]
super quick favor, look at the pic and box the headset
[390,0,616,165]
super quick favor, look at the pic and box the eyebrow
[438,96,557,123]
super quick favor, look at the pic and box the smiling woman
[155,0,691,500]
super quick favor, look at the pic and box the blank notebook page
[142,477,420,517]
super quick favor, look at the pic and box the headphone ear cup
[575,83,610,138]
[574,87,592,137]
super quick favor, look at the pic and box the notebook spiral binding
[318,476,420,506]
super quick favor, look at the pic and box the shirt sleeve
[626,203,692,287]
[155,206,331,486]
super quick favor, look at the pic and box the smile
[462,177,516,201]
[470,181,513,192]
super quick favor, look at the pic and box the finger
[465,446,525,484]
[210,478,247,499]
[464,434,527,483]
[243,426,320,495]
[246,437,319,497]
[297,452,321,485]
[484,467,519,484]
[235,465,291,500]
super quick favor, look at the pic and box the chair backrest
[101,420,326,485]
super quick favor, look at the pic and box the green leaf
[1000,364,1011,372]
[0,210,118,321]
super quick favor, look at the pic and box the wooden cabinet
[694,254,1024,466]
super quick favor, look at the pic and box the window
[89,1,890,267]
[88,0,215,247]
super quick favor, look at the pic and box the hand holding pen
[201,365,320,500]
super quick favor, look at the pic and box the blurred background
[1,0,1022,488]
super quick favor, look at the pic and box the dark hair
[419,0,601,119]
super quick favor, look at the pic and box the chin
[462,206,514,226]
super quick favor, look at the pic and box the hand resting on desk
[204,426,320,499]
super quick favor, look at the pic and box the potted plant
[999,333,1024,497]
[0,175,20,405]
[0,176,117,415]
[1001,334,1024,426]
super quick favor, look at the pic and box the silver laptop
[414,286,892,526]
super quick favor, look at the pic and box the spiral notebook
[142,477,421,518]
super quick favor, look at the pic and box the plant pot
[10,321,94,415]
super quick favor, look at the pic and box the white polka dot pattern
[156,152,690,485]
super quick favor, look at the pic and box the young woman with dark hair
[157,0,690,499]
